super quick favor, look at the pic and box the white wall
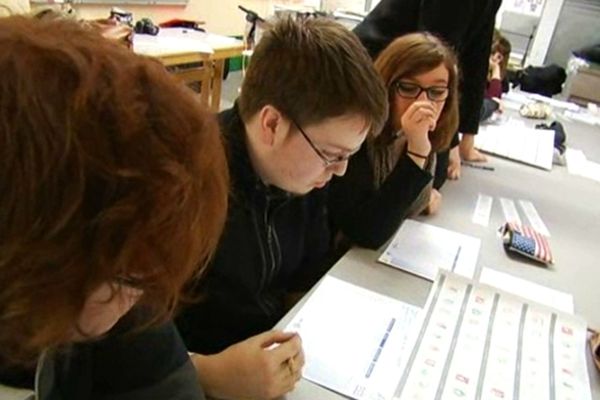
[526,0,565,66]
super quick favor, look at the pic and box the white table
[134,28,244,112]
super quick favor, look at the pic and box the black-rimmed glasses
[292,120,351,167]
[394,81,449,102]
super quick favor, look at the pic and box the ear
[257,105,290,147]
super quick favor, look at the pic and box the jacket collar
[219,103,293,204]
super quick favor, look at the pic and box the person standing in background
[353,0,501,183]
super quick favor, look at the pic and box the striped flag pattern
[504,222,553,264]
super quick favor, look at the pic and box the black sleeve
[420,0,501,135]
[288,188,333,292]
[328,146,432,249]
[78,319,204,400]
[353,0,421,59]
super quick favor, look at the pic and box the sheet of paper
[393,271,591,400]
[475,125,554,170]
[503,91,532,105]
[472,194,493,227]
[285,276,420,400]
[133,31,214,56]
[519,200,551,237]
[378,220,480,281]
[565,148,588,176]
[500,197,522,225]
[563,110,600,126]
[528,93,580,111]
[578,160,600,183]
[564,148,600,183]
[479,267,573,313]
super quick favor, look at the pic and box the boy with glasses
[177,17,387,400]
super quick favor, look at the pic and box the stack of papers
[475,125,555,170]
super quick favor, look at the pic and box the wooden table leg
[210,59,225,112]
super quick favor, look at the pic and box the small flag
[503,222,553,264]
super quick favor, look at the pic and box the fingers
[405,103,437,129]
[258,330,297,349]
[406,101,436,121]
[271,333,302,364]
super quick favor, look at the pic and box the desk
[276,115,600,399]
[134,28,244,112]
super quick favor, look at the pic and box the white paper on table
[285,276,420,400]
[392,271,591,400]
[528,94,580,111]
[378,220,480,281]
[472,194,493,227]
[564,148,600,183]
[500,197,522,225]
[503,100,524,111]
[475,125,554,170]
[565,148,588,175]
[479,267,573,313]
[563,110,600,126]
[133,32,214,56]
[503,91,532,105]
[518,200,551,237]
[578,160,600,183]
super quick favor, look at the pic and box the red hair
[0,16,229,365]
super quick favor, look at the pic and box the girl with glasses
[328,32,459,251]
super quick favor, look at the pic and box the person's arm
[486,79,503,99]
[191,331,304,400]
[329,146,432,250]
[486,57,503,99]
[78,320,204,400]
[420,0,500,163]
[330,101,437,249]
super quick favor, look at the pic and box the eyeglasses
[394,81,449,102]
[292,120,351,167]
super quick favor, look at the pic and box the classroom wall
[544,0,600,68]
[73,0,269,36]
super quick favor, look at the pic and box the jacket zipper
[260,197,286,315]
[251,204,271,315]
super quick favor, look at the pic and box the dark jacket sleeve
[88,321,204,400]
[420,0,501,134]
[353,0,422,59]
[328,146,432,249]
[288,188,333,292]
[486,79,503,99]
[53,318,205,400]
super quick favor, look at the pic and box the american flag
[505,222,553,264]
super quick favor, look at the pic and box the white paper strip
[479,268,572,313]
[472,194,493,227]
[500,197,521,225]
[519,200,551,237]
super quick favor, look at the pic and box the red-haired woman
[0,16,228,399]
